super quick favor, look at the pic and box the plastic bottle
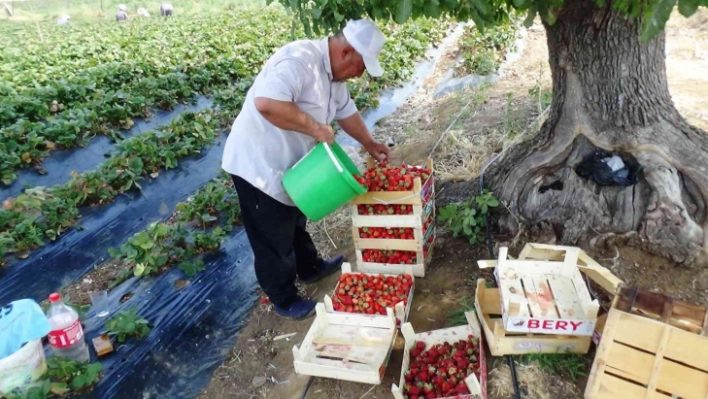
[46,293,90,363]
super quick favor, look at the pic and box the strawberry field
[0,6,455,399]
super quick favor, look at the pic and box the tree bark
[444,0,708,264]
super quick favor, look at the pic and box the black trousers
[232,175,322,307]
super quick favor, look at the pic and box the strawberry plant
[45,357,103,393]
[331,272,413,317]
[457,21,519,77]
[0,11,451,185]
[108,222,175,277]
[193,227,227,252]
[105,307,151,343]
[403,336,481,398]
[179,259,206,278]
[438,190,499,246]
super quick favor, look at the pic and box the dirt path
[200,12,708,399]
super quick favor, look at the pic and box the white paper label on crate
[506,317,596,336]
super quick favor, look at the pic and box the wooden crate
[323,262,415,326]
[479,244,613,336]
[292,303,397,385]
[352,159,436,278]
[475,279,593,356]
[391,311,488,399]
[585,287,708,399]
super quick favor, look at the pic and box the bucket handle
[323,143,344,173]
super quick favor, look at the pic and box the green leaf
[333,11,345,22]
[395,0,413,23]
[128,157,144,172]
[155,254,168,266]
[472,0,491,17]
[134,263,146,277]
[201,213,218,222]
[512,0,527,8]
[312,7,322,18]
[70,374,87,390]
[678,0,699,17]
[524,4,537,27]
[423,1,442,18]
[108,247,121,258]
[640,0,677,42]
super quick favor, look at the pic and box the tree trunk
[444,0,708,264]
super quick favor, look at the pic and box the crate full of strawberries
[324,262,414,327]
[351,159,436,278]
[392,312,488,399]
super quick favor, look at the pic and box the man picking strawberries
[221,19,391,320]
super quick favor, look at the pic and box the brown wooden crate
[585,287,708,399]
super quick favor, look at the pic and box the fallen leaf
[2,198,14,210]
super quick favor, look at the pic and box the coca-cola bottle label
[48,319,84,348]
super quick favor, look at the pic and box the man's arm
[338,112,391,162]
[254,98,334,144]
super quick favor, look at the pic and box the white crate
[392,312,488,399]
[351,158,436,278]
[478,243,605,336]
[292,304,397,385]
[324,263,415,326]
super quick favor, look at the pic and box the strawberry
[415,341,426,350]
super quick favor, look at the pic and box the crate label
[592,330,601,345]
[506,317,595,336]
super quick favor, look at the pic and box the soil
[199,11,708,399]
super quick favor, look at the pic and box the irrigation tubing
[475,106,552,399]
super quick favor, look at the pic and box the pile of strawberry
[362,249,419,264]
[404,336,481,399]
[331,273,413,317]
[354,174,368,189]
[357,163,432,192]
[358,218,433,240]
[357,203,415,215]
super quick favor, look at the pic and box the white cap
[342,19,386,78]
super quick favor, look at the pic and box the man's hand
[364,140,391,162]
[312,123,335,145]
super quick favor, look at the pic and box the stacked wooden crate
[350,159,436,277]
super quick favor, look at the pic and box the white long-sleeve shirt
[221,38,359,206]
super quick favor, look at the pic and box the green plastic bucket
[283,142,366,221]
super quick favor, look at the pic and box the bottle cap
[49,293,61,302]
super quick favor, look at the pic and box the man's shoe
[273,297,316,320]
[300,255,345,284]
